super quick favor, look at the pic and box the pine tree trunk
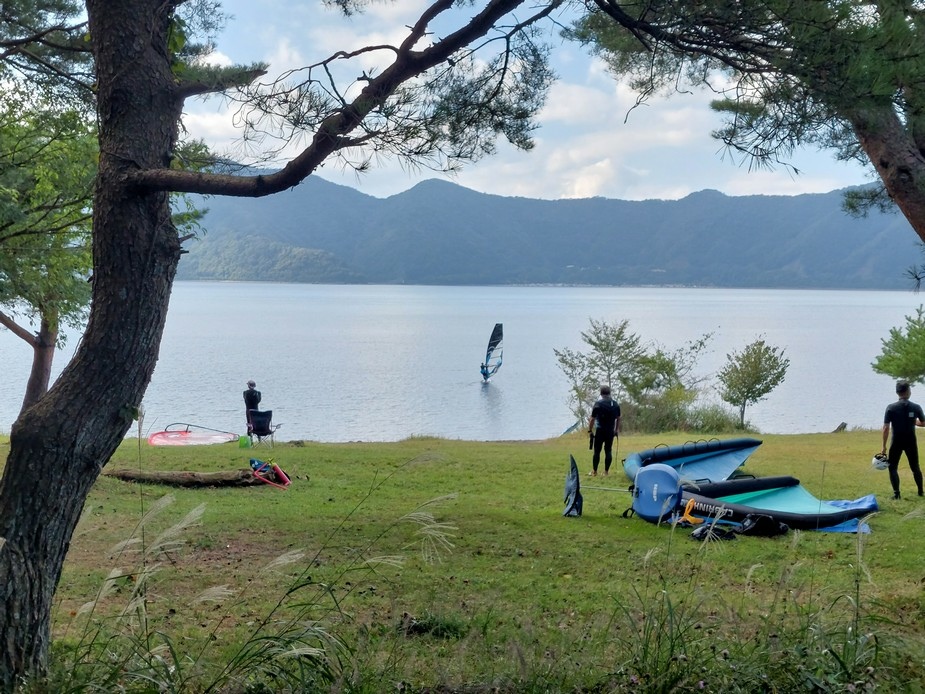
[19,315,58,415]
[0,1,182,686]
[851,106,925,244]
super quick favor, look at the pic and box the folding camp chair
[248,409,281,447]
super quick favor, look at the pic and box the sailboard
[148,423,239,447]
[683,476,878,531]
[630,463,878,532]
[480,323,503,381]
[623,437,762,483]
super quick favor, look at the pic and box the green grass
[7,430,925,691]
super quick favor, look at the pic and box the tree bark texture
[19,315,57,416]
[850,105,925,245]
[102,469,284,487]
[0,1,183,686]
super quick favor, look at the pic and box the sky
[182,0,874,202]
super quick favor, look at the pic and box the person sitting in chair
[244,380,261,432]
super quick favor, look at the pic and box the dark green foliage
[619,399,741,435]
[871,306,925,384]
[0,96,96,339]
[423,29,555,158]
[177,232,364,283]
[0,0,93,105]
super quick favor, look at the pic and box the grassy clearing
[6,430,925,691]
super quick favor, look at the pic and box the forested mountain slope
[177,177,919,289]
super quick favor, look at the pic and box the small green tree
[717,338,790,428]
[554,318,645,427]
[0,85,210,417]
[553,344,597,429]
[555,318,716,432]
[871,306,925,383]
[624,337,712,432]
[0,98,96,415]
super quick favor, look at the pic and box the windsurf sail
[623,437,762,483]
[481,323,503,381]
[148,423,239,446]
[563,455,583,517]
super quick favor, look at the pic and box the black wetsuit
[590,396,621,474]
[884,398,925,496]
[244,388,261,428]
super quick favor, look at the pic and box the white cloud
[195,50,233,67]
[562,159,615,198]
[264,37,305,73]
[541,83,613,124]
[199,0,873,202]
[183,110,239,145]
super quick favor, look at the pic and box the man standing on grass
[244,380,261,433]
[588,384,621,477]
[881,379,925,499]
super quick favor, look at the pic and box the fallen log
[103,468,269,488]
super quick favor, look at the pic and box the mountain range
[176,177,923,290]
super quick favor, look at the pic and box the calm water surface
[0,283,917,441]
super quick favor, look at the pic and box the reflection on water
[479,380,505,436]
[0,282,917,441]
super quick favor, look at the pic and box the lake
[0,283,919,442]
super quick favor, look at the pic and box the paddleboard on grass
[147,423,238,446]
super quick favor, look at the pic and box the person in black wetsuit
[244,379,261,432]
[587,384,621,477]
[881,379,925,499]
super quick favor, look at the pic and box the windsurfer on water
[481,323,503,382]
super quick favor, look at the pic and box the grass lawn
[7,429,925,691]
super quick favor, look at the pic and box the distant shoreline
[172,278,911,292]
